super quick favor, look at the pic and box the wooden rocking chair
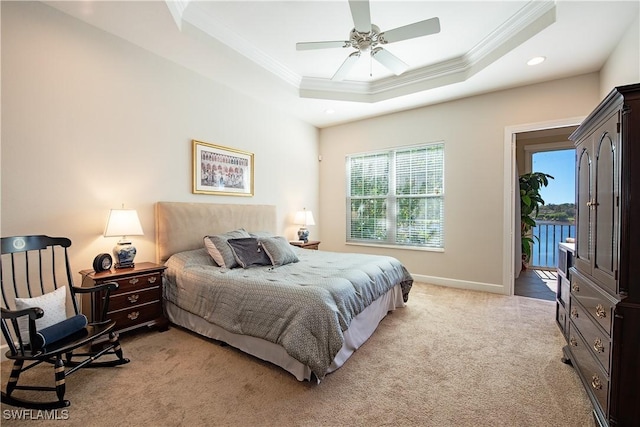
[1,235,130,409]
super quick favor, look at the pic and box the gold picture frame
[192,140,254,196]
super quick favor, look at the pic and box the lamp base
[113,240,137,269]
[297,227,309,243]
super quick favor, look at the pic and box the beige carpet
[1,283,595,426]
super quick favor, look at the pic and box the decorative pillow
[15,286,68,339]
[249,231,276,239]
[227,238,271,269]
[259,236,299,267]
[203,229,251,268]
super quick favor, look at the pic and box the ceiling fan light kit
[296,0,440,81]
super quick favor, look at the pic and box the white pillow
[14,286,67,340]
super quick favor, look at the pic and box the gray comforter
[163,247,413,379]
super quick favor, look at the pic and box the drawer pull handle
[593,337,605,353]
[571,308,579,319]
[129,278,139,285]
[591,374,603,390]
[148,276,157,284]
[595,304,606,319]
[572,283,580,292]
[127,311,140,321]
[569,336,578,347]
[127,294,139,303]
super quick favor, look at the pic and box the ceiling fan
[296,0,441,81]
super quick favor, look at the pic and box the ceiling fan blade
[332,51,361,81]
[379,17,441,44]
[371,47,409,75]
[349,0,371,33]
[296,40,351,51]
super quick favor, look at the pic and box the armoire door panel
[575,144,592,274]
[593,115,619,294]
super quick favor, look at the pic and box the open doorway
[514,127,577,300]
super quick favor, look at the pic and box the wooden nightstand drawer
[109,285,161,312]
[111,272,162,293]
[79,262,168,335]
[109,302,164,331]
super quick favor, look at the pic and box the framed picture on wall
[192,140,254,196]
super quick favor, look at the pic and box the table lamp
[104,208,144,269]
[294,208,315,243]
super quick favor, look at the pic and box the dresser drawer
[108,286,161,312]
[556,303,568,338]
[109,302,163,330]
[570,272,615,336]
[558,276,570,307]
[111,272,162,293]
[567,322,610,416]
[568,299,611,373]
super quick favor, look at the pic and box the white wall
[1,2,319,278]
[600,14,640,98]
[319,74,600,294]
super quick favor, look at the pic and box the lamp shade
[294,210,315,226]
[104,209,144,238]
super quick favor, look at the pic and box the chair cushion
[34,314,88,350]
[14,286,67,340]
[227,237,271,268]
[259,236,299,267]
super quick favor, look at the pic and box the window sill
[345,242,444,252]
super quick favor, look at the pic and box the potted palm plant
[519,172,554,269]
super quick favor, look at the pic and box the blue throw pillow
[34,314,88,349]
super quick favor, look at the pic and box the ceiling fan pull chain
[370,54,373,77]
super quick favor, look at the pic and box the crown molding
[181,2,302,87]
[300,1,556,102]
[172,1,555,103]
[165,0,192,31]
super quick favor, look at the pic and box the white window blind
[347,142,444,248]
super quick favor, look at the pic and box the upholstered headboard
[155,202,277,264]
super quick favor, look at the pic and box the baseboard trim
[411,274,506,295]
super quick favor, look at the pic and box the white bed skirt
[164,283,405,382]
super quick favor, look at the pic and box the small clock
[93,253,113,273]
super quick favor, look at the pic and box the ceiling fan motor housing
[350,24,381,51]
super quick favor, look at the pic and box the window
[346,142,444,249]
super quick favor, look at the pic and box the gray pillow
[249,231,276,239]
[259,236,299,266]
[227,238,271,268]
[203,229,251,268]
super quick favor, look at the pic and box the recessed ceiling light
[527,56,546,66]
[324,108,335,115]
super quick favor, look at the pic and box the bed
[155,201,413,382]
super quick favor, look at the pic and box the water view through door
[530,148,576,269]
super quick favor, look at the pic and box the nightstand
[79,262,168,335]
[289,240,321,250]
